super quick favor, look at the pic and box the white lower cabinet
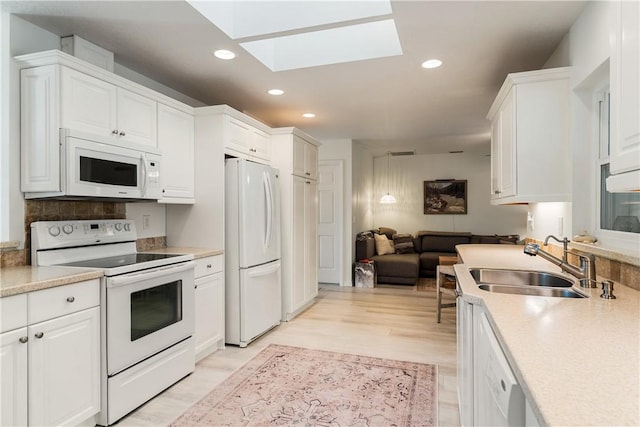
[0,280,100,427]
[0,327,28,426]
[458,299,537,427]
[29,308,100,427]
[194,256,225,362]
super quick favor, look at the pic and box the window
[597,89,640,235]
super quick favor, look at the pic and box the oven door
[105,261,195,375]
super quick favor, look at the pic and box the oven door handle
[106,261,195,288]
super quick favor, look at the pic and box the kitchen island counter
[0,265,103,297]
[455,244,639,426]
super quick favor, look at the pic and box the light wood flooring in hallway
[118,281,460,426]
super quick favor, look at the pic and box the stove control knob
[114,223,123,232]
[124,223,131,232]
[48,226,61,237]
[62,224,74,234]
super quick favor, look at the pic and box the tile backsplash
[525,238,640,291]
[0,200,166,267]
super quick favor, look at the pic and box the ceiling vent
[390,151,415,156]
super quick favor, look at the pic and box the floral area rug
[171,344,437,427]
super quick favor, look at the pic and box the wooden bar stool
[436,256,458,323]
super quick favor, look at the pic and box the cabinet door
[158,104,195,201]
[291,176,307,310]
[305,142,318,181]
[497,88,516,198]
[292,136,307,177]
[29,307,100,427]
[194,271,224,362]
[0,328,28,427]
[610,0,640,174]
[21,66,61,193]
[251,128,271,162]
[225,117,252,156]
[60,66,117,137]
[116,88,157,146]
[304,179,318,300]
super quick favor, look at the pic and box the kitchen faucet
[524,241,597,288]
[543,235,570,262]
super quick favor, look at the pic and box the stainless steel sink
[470,268,589,298]
[469,268,574,288]
[477,284,588,298]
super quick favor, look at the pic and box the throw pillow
[377,227,397,239]
[393,233,415,254]
[374,233,395,256]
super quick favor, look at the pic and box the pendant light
[380,152,397,204]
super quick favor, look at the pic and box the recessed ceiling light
[268,89,284,96]
[302,113,316,118]
[213,49,236,60]
[421,59,442,69]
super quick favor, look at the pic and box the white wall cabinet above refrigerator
[195,105,271,164]
[487,67,571,205]
[225,116,271,164]
[607,0,640,192]
[271,127,320,321]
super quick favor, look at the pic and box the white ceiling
[2,0,587,156]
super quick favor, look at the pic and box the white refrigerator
[225,158,282,347]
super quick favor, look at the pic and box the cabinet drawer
[194,256,223,278]
[28,279,100,324]
[0,294,27,333]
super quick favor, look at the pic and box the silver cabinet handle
[19,336,28,344]
[119,131,126,136]
[66,296,75,303]
[305,172,311,176]
[35,332,44,339]
[112,129,119,135]
[206,264,212,269]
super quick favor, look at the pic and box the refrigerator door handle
[263,171,273,250]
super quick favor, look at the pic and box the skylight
[187,0,402,71]
[186,0,393,39]
[240,19,402,71]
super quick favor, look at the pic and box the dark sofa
[355,229,520,285]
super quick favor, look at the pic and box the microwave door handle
[141,153,148,197]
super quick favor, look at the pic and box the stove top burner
[61,253,184,270]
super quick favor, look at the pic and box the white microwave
[24,129,162,201]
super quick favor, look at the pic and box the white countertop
[145,247,223,259]
[455,244,639,426]
[0,265,104,297]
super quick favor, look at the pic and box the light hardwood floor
[117,281,460,426]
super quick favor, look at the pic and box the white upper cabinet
[607,0,640,192]
[487,67,571,205]
[61,67,157,146]
[16,50,196,197]
[223,114,271,164]
[157,103,195,203]
[292,134,318,180]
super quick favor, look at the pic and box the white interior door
[317,160,343,284]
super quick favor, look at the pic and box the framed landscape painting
[424,180,467,214]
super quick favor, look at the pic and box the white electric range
[31,219,196,426]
